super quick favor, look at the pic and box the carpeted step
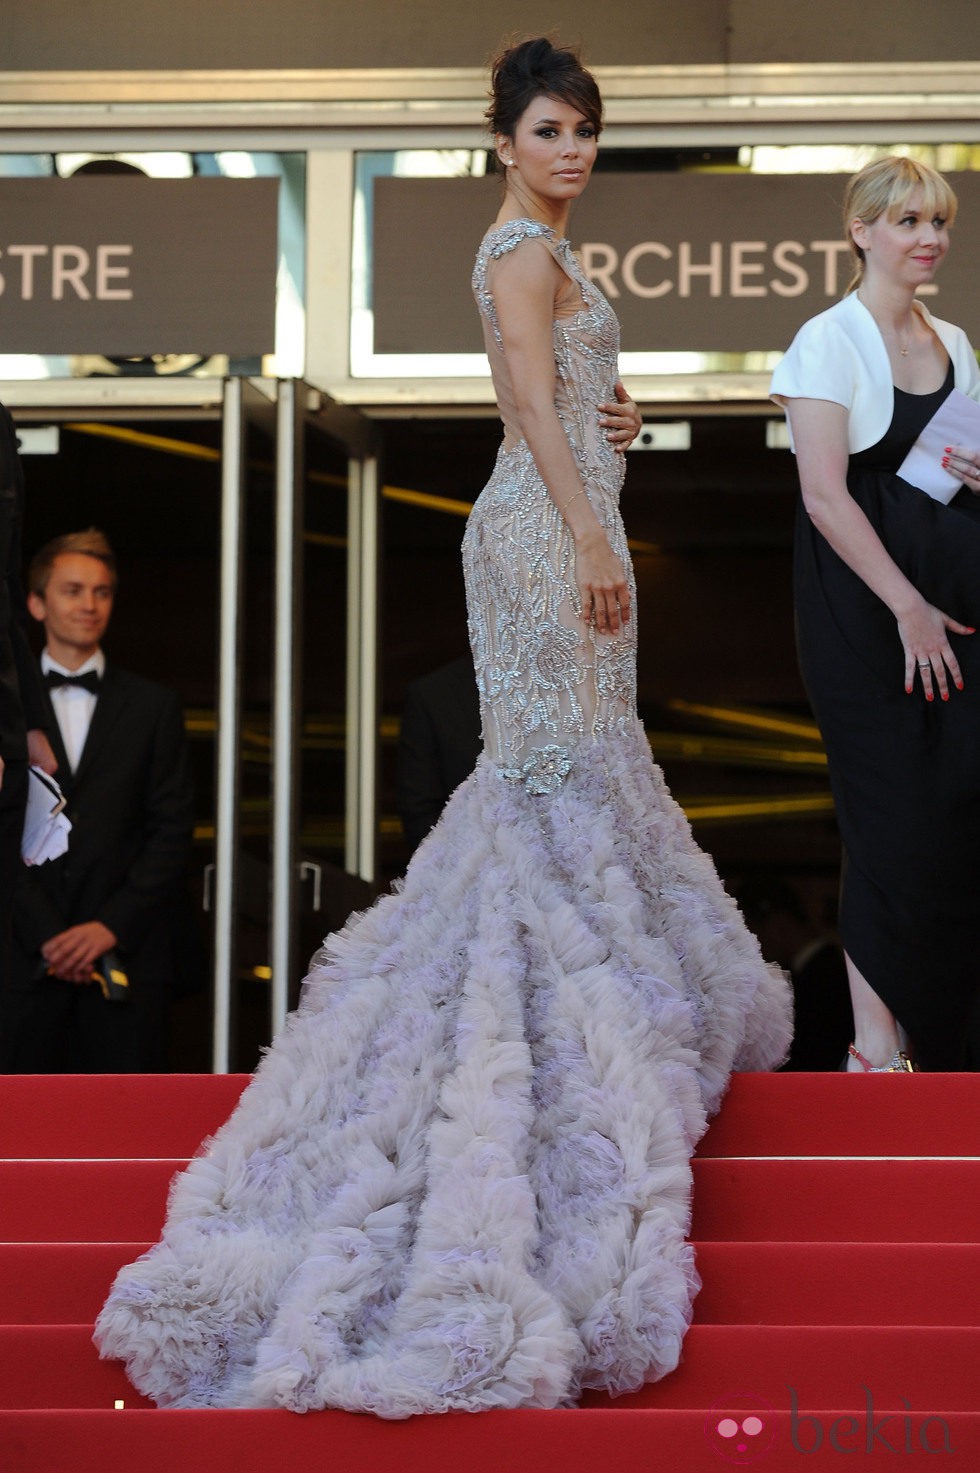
[580,1324,980,1412]
[5,1239,978,1330]
[1,1073,977,1471]
[694,1241,980,1326]
[0,1244,150,1324]
[4,1323,977,1414]
[5,1072,978,1162]
[0,1326,154,1409]
[0,1160,182,1241]
[4,1154,976,1243]
[2,1406,976,1473]
[0,1074,249,1159]
[691,1157,979,1241]
[696,1071,980,1159]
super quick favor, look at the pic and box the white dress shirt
[41,648,105,772]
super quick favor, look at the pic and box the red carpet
[1,1071,977,1472]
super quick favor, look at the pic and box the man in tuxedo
[0,403,57,992]
[0,528,195,1072]
[396,653,482,854]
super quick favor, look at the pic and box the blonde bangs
[842,155,958,293]
[881,160,958,226]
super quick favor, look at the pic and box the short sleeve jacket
[770,291,980,454]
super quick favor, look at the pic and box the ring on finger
[918,661,931,669]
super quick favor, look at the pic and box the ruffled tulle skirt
[94,723,791,1417]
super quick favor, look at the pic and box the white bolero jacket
[770,291,980,454]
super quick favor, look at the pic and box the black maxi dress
[795,360,980,1070]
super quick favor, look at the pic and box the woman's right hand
[897,596,974,700]
[942,444,980,494]
[574,528,630,635]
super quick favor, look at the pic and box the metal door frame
[263,382,380,1048]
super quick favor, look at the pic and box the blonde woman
[772,156,980,1072]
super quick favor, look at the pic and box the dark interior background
[15,400,841,1067]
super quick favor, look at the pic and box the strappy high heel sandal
[846,1044,916,1073]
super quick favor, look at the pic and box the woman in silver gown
[94,38,791,1418]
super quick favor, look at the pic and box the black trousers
[0,973,169,1072]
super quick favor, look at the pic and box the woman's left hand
[598,380,641,453]
[942,444,980,493]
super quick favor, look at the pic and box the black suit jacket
[0,405,47,762]
[397,655,482,853]
[11,662,195,991]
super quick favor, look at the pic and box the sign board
[372,172,980,357]
[0,177,279,356]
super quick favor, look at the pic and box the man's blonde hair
[28,528,117,597]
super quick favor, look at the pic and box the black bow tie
[45,669,101,695]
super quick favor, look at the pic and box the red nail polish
[926,693,934,702]
[945,446,953,453]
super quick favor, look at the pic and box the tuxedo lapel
[72,665,128,784]
[39,686,74,798]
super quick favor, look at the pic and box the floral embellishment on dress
[533,622,582,689]
[500,744,573,795]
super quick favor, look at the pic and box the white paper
[21,765,72,866]
[898,388,980,504]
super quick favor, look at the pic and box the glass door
[217,381,380,1069]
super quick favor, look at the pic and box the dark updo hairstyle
[485,37,603,141]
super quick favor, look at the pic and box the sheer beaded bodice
[462,219,637,793]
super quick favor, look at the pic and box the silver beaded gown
[93,218,791,1418]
